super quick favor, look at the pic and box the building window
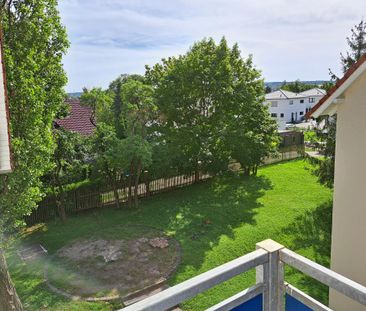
[309,97,315,103]
[271,101,278,107]
[280,113,284,118]
[299,111,304,115]
[300,99,304,103]
[289,100,294,105]
[271,113,277,118]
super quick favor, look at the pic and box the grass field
[7,160,333,311]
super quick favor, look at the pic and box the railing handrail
[121,249,268,311]
[120,240,366,310]
[280,248,366,306]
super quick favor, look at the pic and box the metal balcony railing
[121,239,366,311]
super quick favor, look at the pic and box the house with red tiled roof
[55,99,95,136]
[309,54,366,310]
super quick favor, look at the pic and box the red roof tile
[56,99,95,135]
[307,54,366,118]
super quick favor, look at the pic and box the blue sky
[59,0,366,92]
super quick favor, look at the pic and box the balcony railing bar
[121,240,366,311]
[122,249,268,311]
[280,248,366,306]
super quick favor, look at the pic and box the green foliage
[80,87,113,125]
[310,116,336,188]
[340,19,366,73]
[321,81,335,93]
[89,123,119,180]
[304,130,319,145]
[146,37,278,176]
[48,128,89,187]
[281,80,321,93]
[108,74,145,139]
[85,79,155,207]
[106,135,152,171]
[121,79,155,136]
[0,0,69,229]
[42,128,89,220]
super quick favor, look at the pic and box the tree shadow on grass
[282,200,333,305]
[143,173,273,272]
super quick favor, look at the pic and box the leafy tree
[0,0,69,309]
[265,85,272,93]
[109,74,145,139]
[120,79,154,207]
[146,37,278,177]
[45,128,88,221]
[82,77,154,208]
[340,19,366,73]
[112,80,125,138]
[310,116,336,188]
[90,124,123,208]
[80,87,113,126]
[321,81,335,93]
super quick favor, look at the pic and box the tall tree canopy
[146,37,278,176]
[340,19,366,73]
[0,0,69,229]
[0,0,69,309]
[82,75,154,208]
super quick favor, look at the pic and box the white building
[264,88,326,130]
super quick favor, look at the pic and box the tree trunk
[112,183,120,209]
[243,166,250,176]
[194,167,200,183]
[55,199,67,222]
[134,161,142,208]
[253,165,258,176]
[127,161,134,208]
[53,165,68,221]
[52,177,67,222]
[0,249,23,311]
[145,171,150,198]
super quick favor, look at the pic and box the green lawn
[7,159,333,311]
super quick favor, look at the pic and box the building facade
[264,88,326,130]
[310,55,366,310]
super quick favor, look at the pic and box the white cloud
[59,0,366,92]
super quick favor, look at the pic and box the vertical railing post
[256,239,285,311]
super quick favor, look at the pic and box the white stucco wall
[329,70,366,310]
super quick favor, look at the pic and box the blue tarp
[230,293,314,310]
[231,294,263,310]
[285,294,313,311]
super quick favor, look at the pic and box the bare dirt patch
[45,225,180,300]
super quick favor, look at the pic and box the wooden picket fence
[25,172,211,225]
[26,143,304,226]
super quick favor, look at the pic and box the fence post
[256,239,285,311]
